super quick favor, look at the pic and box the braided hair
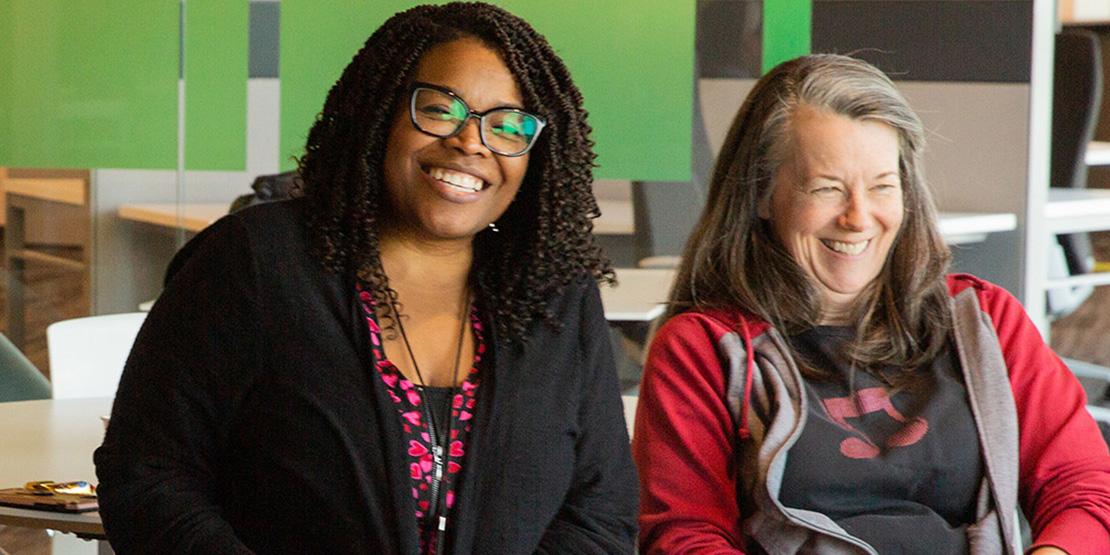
[296,2,612,343]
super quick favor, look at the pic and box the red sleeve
[633,313,747,554]
[975,281,1110,555]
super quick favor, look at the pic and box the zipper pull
[433,445,445,480]
[438,515,447,532]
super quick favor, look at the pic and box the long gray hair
[667,54,952,378]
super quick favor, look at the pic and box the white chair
[47,312,147,399]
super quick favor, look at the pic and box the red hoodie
[634,275,1110,554]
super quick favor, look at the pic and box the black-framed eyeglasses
[408,82,546,157]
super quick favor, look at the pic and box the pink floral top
[356,285,484,554]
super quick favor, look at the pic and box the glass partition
[0,0,693,383]
[0,0,180,374]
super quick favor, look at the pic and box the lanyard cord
[389,291,469,554]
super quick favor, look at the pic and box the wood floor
[0,527,50,555]
[1050,231,1110,368]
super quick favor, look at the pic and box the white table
[1087,141,1110,166]
[1044,188,1110,289]
[119,204,1016,322]
[599,212,1017,323]
[119,201,639,236]
[0,398,111,538]
[119,203,1016,242]
[938,211,1018,244]
[1045,188,1110,234]
[600,268,675,322]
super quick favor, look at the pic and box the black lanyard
[389,295,468,554]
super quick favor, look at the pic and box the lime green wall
[1,1,693,176]
[185,0,249,171]
[0,0,179,169]
[762,0,812,74]
[280,1,694,181]
[279,1,400,172]
[0,0,248,171]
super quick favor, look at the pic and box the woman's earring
[488,221,500,233]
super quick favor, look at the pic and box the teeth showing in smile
[822,239,869,256]
[428,167,484,193]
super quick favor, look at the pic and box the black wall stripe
[697,0,1033,83]
[812,0,1033,83]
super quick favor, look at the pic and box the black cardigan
[94,199,638,554]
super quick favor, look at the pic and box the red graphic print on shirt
[821,387,929,459]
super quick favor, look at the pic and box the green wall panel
[0,1,11,162]
[279,1,408,172]
[763,0,812,74]
[280,1,694,181]
[0,0,179,169]
[185,0,249,171]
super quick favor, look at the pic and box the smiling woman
[381,38,530,245]
[93,3,637,554]
[634,54,1110,555]
[762,105,904,324]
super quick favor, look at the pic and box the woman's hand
[1028,547,1068,555]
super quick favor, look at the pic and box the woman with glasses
[94,3,637,553]
[634,54,1110,554]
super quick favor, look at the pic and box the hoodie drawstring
[738,320,755,440]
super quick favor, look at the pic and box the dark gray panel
[698,0,763,79]
[632,180,705,258]
[813,1,1032,83]
[633,79,715,261]
[250,1,280,78]
[594,234,637,267]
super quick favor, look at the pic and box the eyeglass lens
[412,87,540,155]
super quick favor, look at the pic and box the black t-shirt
[778,327,983,554]
[420,385,455,444]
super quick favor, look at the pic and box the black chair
[1049,31,1110,440]
[1051,30,1102,278]
[229,171,298,213]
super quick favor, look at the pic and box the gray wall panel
[249,1,280,78]
[892,81,1029,293]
